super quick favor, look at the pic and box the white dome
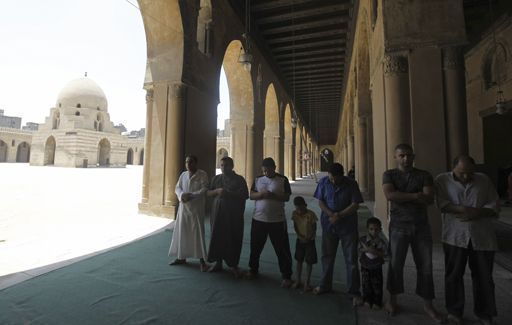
[56,77,108,111]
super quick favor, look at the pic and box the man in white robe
[168,155,209,271]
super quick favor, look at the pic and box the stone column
[384,54,411,166]
[443,47,468,166]
[164,82,186,216]
[357,117,368,193]
[290,127,296,180]
[274,135,281,173]
[246,125,255,188]
[348,135,355,171]
[308,142,313,175]
[298,128,303,178]
[140,87,153,204]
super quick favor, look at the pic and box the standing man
[435,155,499,325]
[383,144,443,321]
[313,163,364,307]
[169,155,209,272]
[207,156,249,277]
[247,157,293,288]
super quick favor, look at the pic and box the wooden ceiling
[227,0,507,145]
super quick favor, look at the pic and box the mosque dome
[56,77,108,112]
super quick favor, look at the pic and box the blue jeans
[318,229,360,296]
[386,224,435,299]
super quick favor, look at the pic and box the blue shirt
[313,176,364,234]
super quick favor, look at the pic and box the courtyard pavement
[0,164,170,289]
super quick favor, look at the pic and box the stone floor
[0,164,170,289]
[1,165,511,324]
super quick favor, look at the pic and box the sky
[0,0,229,131]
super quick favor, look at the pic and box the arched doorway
[127,148,134,165]
[320,148,334,172]
[284,104,294,179]
[221,39,254,183]
[0,140,7,162]
[139,149,144,165]
[264,84,280,170]
[98,138,110,166]
[44,136,56,165]
[216,148,228,168]
[16,142,30,162]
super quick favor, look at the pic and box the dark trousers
[319,230,360,295]
[387,224,435,299]
[361,266,383,306]
[444,242,497,319]
[249,219,293,279]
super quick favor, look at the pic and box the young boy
[358,217,387,309]
[291,196,318,292]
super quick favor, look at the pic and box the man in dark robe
[207,156,249,277]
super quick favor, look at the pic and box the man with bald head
[435,155,499,325]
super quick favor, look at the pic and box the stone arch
[127,148,134,165]
[44,136,56,165]
[0,139,7,162]
[216,147,229,168]
[483,42,508,89]
[283,103,294,179]
[264,83,279,165]
[222,39,254,180]
[16,142,30,162]
[139,149,144,165]
[197,0,212,56]
[139,0,184,82]
[98,138,111,166]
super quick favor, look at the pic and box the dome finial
[84,72,87,77]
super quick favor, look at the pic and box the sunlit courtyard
[0,164,170,285]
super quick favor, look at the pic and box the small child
[291,196,318,292]
[358,217,387,309]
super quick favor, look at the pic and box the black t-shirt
[382,168,433,227]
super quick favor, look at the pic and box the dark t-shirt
[382,168,433,227]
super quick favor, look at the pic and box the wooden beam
[274,47,345,59]
[267,29,347,45]
[272,39,346,53]
[257,4,351,25]
[262,17,349,35]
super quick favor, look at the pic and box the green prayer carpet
[0,198,370,325]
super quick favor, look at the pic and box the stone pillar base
[138,202,177,219]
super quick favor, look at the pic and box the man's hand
[458,207,480,222]
[215,188,224,196]
[181,193,192,202]
[328,212,341,224]
[415,192,430,204]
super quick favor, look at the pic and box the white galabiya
[168,168,209,260]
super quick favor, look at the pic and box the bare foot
[302,284,312,293]
[291,281,302,289]
[281,279,293,288]
[312,286,331,295]
[200,262,209,272]
[169,258,186,266]
[230,267,242,278]
[385,301,398,316]
[207,262,223,273]
[352,296,363,307]
[424,304,446,324]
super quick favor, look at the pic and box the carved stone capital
[442,47,463,70]
[384,54,408,76]
[172,83,185,98]
[145,88,154,104]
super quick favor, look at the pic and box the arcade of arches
[137,0,512,240]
